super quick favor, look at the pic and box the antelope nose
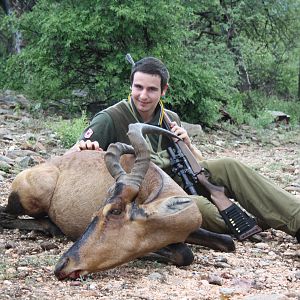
[54,256,70,280]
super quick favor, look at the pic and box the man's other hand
[77,140,102,151]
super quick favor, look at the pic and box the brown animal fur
[7,150,192,241]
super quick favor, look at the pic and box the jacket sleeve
[79,112,117,151]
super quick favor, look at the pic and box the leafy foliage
[0,0,299,125]
[1,1,187,100]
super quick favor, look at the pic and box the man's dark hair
[130,57,169,90]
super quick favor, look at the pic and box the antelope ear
[146,197,202,234]
[155,197,198,216]
[129,197,199,221]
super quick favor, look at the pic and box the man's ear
[161,84,168,96]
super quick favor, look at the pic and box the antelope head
[54,123,202,280]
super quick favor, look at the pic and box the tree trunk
[1,0,9,14]
[1,0,22,54]
[220,0,251,93]
[226,28,252,92]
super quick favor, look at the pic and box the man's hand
[169,121,192,148]
[169,121,204,161]
[64,140,103,155]
[77,140,102,151]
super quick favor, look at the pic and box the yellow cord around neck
[127,95,165,127]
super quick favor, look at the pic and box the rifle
[163,113,262,240]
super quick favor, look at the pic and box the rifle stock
[163,113,262,241]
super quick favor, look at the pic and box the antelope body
[5,124,235,280]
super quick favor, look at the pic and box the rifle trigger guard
[195,167,207,177]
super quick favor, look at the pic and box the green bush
[246,111,274,128]
[0,0,189,105]
[247,91,300,125]
[0,1,240,126]
[225,93,248,125]
[1,0,299,127]
[226,91,300,128]
[166,57,237,126]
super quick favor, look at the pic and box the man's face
[131,71,168,120]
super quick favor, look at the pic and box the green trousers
[191,158,300,236]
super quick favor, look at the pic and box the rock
[89,283,97,290]
[0,108,12,115]
[69,281,82,287]
[254,242,269,249]
[182,121,203,138]
[208,274,223,285]
[215,256,228,263]
[0,90,30,109]
[5,241,17,249]
[267,110,290,124]
[15,94,31,109]
[294,271,300,279]
[6,267,17,274]
[282,166,296,173]
[17,266,31,272]
[219,287,237,298]
[0,128,10,138]
[283,250,298,257]
[20,141,36,151]
[3,134,13,141]
[24,231,38,240]
[270,140,281,147]
[40,241,59,251]
[3,114,22,121]
[284,183,300,192]
[6,149,38,159]
[15,156,34,168]
[242,294,288,300]
[34,142,46,152]
[249,234,263,242]
[214,262,231,268]
[215,140,225,146]
[31,155,46,165]
[147,272,167,283]
[284,291,300,299]
[0,161,11,172]
[0,155,14,165]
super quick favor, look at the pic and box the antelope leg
[141,243,194,266]
[186,228,235,252]
[0,207,63,237]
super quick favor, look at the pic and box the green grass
[49,112,88,148]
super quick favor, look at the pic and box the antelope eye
[110,209,122,215]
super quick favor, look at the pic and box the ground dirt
[0,106,299,300]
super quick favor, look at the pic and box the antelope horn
[126,123,180,188]
[105,123,180,188]
[104,143,135,181]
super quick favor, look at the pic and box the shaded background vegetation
[0,0,300,126]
